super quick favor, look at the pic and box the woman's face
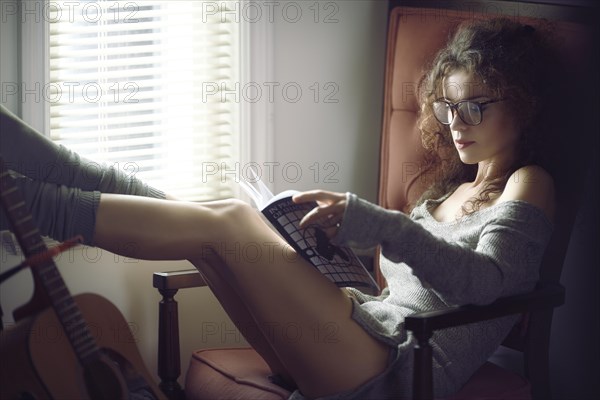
[442,70,520,169]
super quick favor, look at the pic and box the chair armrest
[405,283,565,337]
[405,283,565,400]
[153,269,207,291]
[153,269,208,400]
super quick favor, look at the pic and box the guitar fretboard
[0,158,100,364]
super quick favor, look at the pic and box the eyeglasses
[432,98,503,126]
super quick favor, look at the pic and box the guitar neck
[0,158,101,365]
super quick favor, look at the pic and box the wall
[0,0,19,115]
[269,0,388,200]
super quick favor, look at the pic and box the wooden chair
[152,2,598,399]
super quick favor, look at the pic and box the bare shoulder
[500,165,555,221]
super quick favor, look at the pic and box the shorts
[287,343,413,400]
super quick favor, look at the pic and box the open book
[239,173,380,295]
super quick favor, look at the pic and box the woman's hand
[292,190,347,239]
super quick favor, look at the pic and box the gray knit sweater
[333,192,553,397]
[0,104,166,244]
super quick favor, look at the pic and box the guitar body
[1,293,165,400]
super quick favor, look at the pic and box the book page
[237,168,379,294]
[263,196,379,295]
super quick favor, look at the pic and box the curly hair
[415,18,560,213]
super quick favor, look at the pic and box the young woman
[1,18,559,399]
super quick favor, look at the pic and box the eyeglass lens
[433,101,482,125]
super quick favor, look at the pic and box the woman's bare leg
[93,195,294,384]
[93,194,388,398]
[194,254,295,386]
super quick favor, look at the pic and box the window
[47,0,241,201]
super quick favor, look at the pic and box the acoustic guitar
[0,157,166,400]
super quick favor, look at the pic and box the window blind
[48,0,240,201]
